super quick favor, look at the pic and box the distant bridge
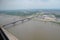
[1,14,39,28]
[2,17,34,27]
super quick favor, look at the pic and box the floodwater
[5,19,60,40]
[0,14,60,40]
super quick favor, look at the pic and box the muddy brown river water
[5,19,60,40]
[0,15,60,40]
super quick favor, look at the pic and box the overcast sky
[0,0,60,10]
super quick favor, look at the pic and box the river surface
[5,18,60,40]
[0,14,60,40]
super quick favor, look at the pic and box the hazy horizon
[0,0,60,10]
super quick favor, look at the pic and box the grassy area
[52,21,60,24]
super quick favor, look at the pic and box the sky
[0,0,60,10]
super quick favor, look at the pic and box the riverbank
[1,28,18,40]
